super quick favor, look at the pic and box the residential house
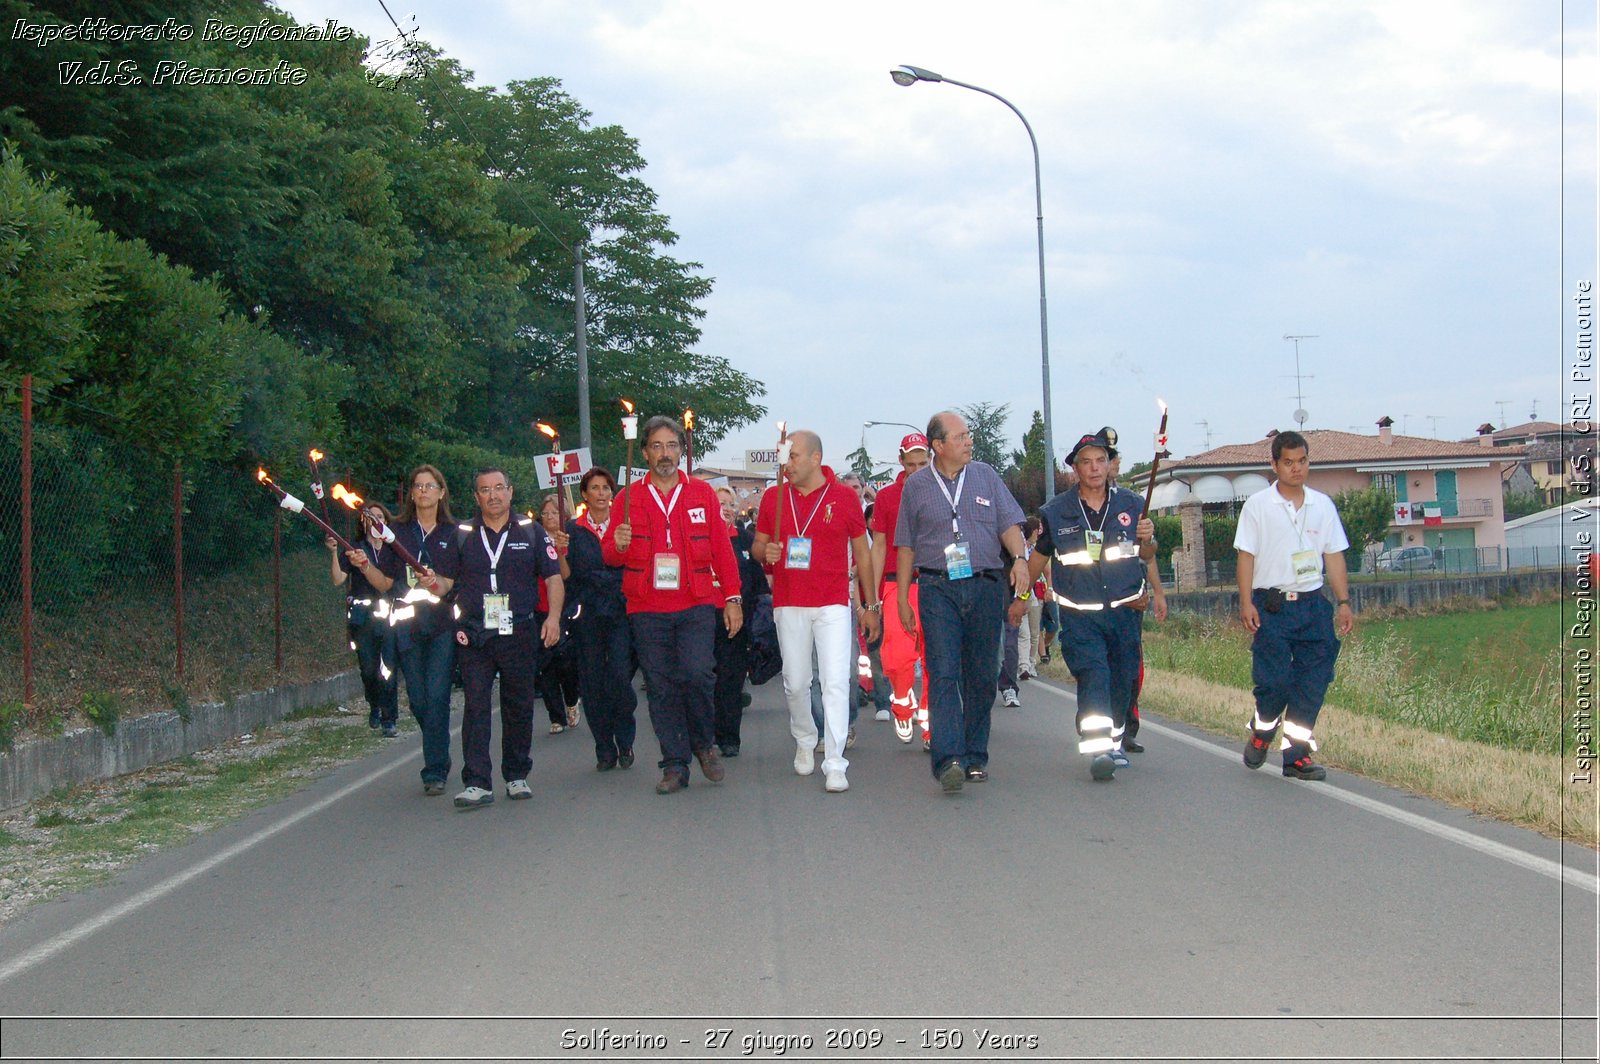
[1462,420,1596,504]
[1145,418,1527,576]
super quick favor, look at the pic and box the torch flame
[256,467,270,483]
[536,422,558,440]
[331,483,365,509]
[1156,397,1168,415]
[683,408,695,430]
[309,448,324,462]
[777,420,787,434]
[620,398,635,415]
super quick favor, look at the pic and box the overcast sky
[278,0,1597,472]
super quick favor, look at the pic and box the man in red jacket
[870,432,932,748]
[602,415,745,794]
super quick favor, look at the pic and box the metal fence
[1,378,351,737]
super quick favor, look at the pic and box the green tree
[1501,491,1546,521]
[1331,485,1397,569]
[957,401,1012,471]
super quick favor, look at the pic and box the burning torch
[331,484,429,579]
[536,421,567,524]
[683,407,695,477]
[1141,399,1170,517]
[620,399,638,526]
[257,467,359,553]
[307,448,333,526]
[770,421,790,540]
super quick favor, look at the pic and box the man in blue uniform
[451,468,564,808]
[1013,430,1155,781]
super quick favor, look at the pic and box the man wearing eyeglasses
[893,411,1029,793]
[603,415,744,795]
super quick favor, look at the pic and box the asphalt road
[0,672,1594,1063]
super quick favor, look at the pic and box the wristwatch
[725,595,743,605]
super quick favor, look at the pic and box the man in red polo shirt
[869,432,932,747]
[603,415,744,795]
[753,429,881,793]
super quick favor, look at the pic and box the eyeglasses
[475,484,511,496]
[644,441,683,453]
[411,483,440,493]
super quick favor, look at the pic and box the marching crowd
[326,412,1353,805]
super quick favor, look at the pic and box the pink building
[1145,419,1526,569]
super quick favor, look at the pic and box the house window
[1371,472,1397,497]
[1547,461,1563,476]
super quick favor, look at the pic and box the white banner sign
[746,448,780,471]
[534,447,593,490]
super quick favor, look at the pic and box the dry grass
[1132,666,1598,848]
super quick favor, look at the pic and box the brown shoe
[655,771,686,795]
[695,747,725,783]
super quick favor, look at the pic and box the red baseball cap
[899,432,930,454]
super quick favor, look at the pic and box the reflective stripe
[1051,591,1103,611]
[1109,586,1146,608]
[389,605,416,624]
[379,660,392,681]
[1251,711,1282,732]
[452,603,462,620]
[1281,720,1318,752]
[1110,724,1125,739]
[1102,543,1140,561]
[1080,714,1114,731]
[1054,549,1095,567]
[1079,736,1114,754]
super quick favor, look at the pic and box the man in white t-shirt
[1233,431,1355,781]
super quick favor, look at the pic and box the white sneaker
[893,716,914,743]
[453,786,494,808]
[824,770,849,793]
[506,779,532,800]
[794,743,816,776]
[874,708,891,721]
[1002,687,1021,707]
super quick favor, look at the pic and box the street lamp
[890,64,1057,501]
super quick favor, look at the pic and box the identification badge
[483,593,512,635]
[944,540,974,580]
[1086,529,1104,562]
[1291,549,1320,582]
[653,552,682,590]
[786,536,813,570]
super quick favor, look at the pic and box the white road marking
[0,728,450,985]
[1031,680,1600,894]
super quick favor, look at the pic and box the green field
[1144,601,1577,753]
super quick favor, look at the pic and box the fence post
[173,461,184,683]
[20,375,33,711]
[274,507,283,672]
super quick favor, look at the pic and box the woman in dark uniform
[560,468,638,770]
[327,501,403,737]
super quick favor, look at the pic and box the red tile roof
[1167,430,1526,471]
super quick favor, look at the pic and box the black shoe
[1123,737,1144,754]
[368,714,381,730]
[617,749,635,769]
[422,780,445,796]
[597,758,617,772]
[1089,753,1116,781]
[965,766,988,782]
[938,761,965,793]
[1283,757,1327,781]
[1243,735,1271,770]
[740,692,752,708]
[719,743,740,758]
[381,723,399,739]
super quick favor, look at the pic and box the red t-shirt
[871,471,910,592]
[756,468,865,608]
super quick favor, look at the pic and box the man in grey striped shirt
[893,410,1030,793]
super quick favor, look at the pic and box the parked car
[1376,546,1438,572]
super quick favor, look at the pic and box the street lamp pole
[891,64,1057,501]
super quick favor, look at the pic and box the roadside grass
[1040,599,1595,845]
[0,703,413,925]
[0,550,352,742]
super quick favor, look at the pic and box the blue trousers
[1250,590,1340,762]
[1059,606,1142,743]
[396,624,455,785]
[631,607,718,781]
[578,608,638,764]
[918,573,1006,777]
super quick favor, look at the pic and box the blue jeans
[918,572,1006,777]
[631,607,718,781]
[396,625,455,785]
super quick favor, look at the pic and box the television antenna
[1283,334,1317,426]
[1494,399,1511,427]
[1426,415,1443,437]
[1195,419,1214,449]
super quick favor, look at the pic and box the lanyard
[1077,493,1110,536]
[1277,493,1310,551]
[650,481,684,549]
[788,484,827,537]
[479,524,510,593]
[409,521,432,569]
[931,466,967,541]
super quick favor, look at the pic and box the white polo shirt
[1233,483,1349,593]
